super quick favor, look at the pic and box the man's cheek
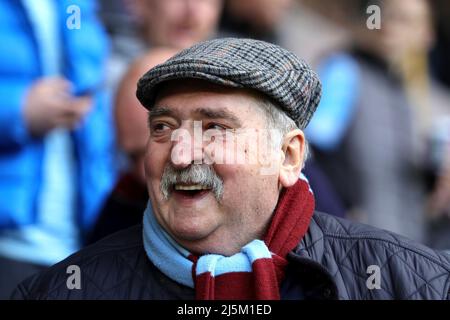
[145,141,170,171]
[134,155,147,185]
[143,155,153,178]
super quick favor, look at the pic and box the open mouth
[172,184,211,200]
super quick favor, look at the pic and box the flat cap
[136,38,321,129]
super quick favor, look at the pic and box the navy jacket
[11,212,450,300]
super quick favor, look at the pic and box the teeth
[174,184,209,191]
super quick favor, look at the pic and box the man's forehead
[149,105,243,126]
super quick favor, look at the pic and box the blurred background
[1,0,450,298]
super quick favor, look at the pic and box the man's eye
[206,123,226,130]
[151,123,170,133]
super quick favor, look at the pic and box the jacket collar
[281,213,339,300]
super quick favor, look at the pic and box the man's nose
[169,124,203,169]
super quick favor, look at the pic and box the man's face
[144,80,282,256]
[139,0,222,49]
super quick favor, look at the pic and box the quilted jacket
[11,212,450,300]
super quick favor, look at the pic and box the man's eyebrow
[148,106,174,119]
[194,108,242,127]
[148,106,242,127]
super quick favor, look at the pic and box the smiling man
[144,79,300,258]
[12,38,450,300]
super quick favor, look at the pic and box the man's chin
[169,225,215,244]
[165,218,236,256]
[164,207,218,239]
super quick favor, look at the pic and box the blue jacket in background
[0,0,117,233]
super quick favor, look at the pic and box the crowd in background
[1,0,450,299]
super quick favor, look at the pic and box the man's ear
[279,129,305,188]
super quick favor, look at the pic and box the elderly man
[12,38,450,300]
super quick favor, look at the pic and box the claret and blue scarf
[143,175,315,300]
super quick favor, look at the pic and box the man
[12,38,450,300]
[0,0,116,298]
[90,46,343,244]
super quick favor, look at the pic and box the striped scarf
[143,175,315,300]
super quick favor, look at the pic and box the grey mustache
[160,164,224,201]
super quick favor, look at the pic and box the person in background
[104,0,223,94]
[307,0,450,246]
[219,0,293,43]
[0,0,116,298]
[130,0,223,50]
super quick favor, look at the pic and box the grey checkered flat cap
[136,38,321,129]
